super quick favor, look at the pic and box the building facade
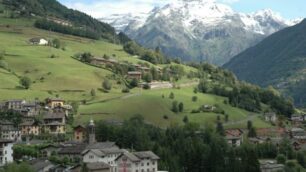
[0,140,14,166]
[116,151,159,172]
[0,121,21,141]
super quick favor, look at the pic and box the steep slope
[0,17,272,129]
[2,0,122,41]
[224,19,306,106]
[101,0,299,65]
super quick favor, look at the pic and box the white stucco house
[116,151,159,172]
[0,140,14,166]
[29,37,49,45]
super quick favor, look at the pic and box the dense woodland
[123,41,170,64]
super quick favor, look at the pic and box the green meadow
[0,17,271,128]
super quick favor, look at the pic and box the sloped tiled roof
[86,141,117,149]
[133,151,160,160]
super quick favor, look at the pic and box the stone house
[264,112,277,123]
[0,120,21,141]
[20,121,40,136]
[225,129,244,147]
[3,99,26,110]
[43,112,66,134]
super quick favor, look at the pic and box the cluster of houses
[224,112,306,172]
[90,56,164,80]
[6,119,160,172]
[0,98,161,172]
[0,98,71,141]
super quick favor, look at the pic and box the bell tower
[88,119,96,144]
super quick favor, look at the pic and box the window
[147,162,149,166]
[141,163,144,166]
[153,168,155,172]
[89,155,94,159]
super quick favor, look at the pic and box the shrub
[192,96,198,102]
[52,38,61,49]
[172,101,179,113]
[178,102,184,112]
[169,92,175,99]
[163,115,169,120]
[191,109,200,113]
[122,88,130,93]
[0,60,8,70]
[129,78,138,88]
[183,116,189,123]
[276,154,286,164]
[90,89,96,97]
[102,79,112,91]
[143,84,150,90]
[19,76,31,89]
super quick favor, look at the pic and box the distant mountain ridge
[224,19,306,106]
[100,0,301,65]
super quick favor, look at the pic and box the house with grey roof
[82,148,123,171]
[43,112,66,134]
[28,159,55,172]
[82,141,121,172]
[259,159,284,172]
[116,151,159,172]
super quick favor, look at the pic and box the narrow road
[224,114,258,126]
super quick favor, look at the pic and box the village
[0,98,161,172]
[0,98,305,172]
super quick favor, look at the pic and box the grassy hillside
[224,19,306,107]
[2,0,121,41]
[0,16,274,129]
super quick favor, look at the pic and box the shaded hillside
[2,0,127,42]
[224,19,306,106]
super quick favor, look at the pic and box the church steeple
[88,119,96,144]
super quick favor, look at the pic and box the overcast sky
[58,0,306,19]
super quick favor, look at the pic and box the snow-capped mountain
[100,0,301,65]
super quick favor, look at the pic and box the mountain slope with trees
[224,19,306,107]
[1,0,129,42]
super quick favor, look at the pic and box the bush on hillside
[102,79,112,92]
[19,76,31,89]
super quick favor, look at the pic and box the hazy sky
[58,0,306,19]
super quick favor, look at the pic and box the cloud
[61,0,175,18]
[61,0,238,18]
[220,0,240,4]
